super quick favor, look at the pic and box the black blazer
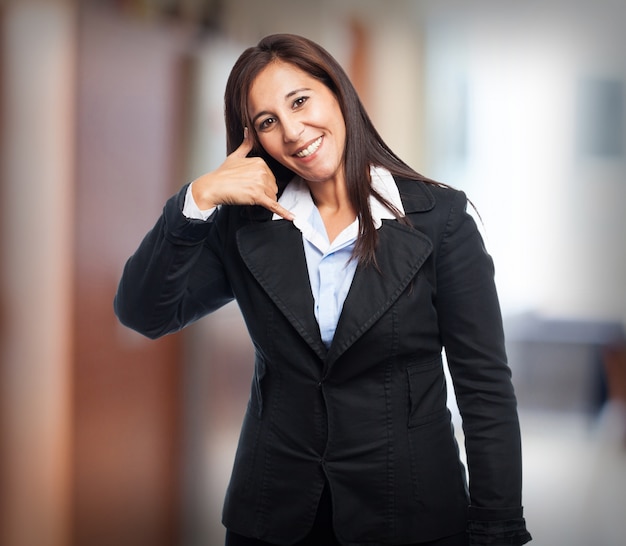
[114,177,530,546]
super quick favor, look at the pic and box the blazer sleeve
[113,185,234,339]
[435,190,532,545]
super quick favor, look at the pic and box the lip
[293,136,323,159]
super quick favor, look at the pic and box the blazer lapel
[236,218,328,360]
[326,220,433,367]
[325,178,436,367]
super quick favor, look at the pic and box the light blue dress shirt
[301,205,358,347]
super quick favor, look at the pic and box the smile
[295,136,322,158]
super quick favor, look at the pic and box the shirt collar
[272,165,405,228]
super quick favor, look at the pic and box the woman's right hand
[190,130,294,221]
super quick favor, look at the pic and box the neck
[306,178,356,243]
[306,169,349,209]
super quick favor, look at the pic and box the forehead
[248,61,322,107]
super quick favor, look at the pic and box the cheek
[257,135,282,159]
[329,108,346,144]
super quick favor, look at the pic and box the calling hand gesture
[190,130,294,221]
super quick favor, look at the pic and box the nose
[282,118,304,143]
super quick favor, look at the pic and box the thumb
[231,127,254,158]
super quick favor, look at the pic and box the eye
[292,96,308,109]
[258,117,276,131]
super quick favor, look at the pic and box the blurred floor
[520,409,625,546]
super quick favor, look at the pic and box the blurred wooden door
[72,6,191,546]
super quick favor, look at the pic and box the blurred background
[1,0,625,545]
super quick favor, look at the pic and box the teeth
[296,137,322,158]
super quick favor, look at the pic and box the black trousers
[225,484,469,546]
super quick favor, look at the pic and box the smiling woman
[249,63,346,184]
[247,60,351,240]
[114,33,532,546]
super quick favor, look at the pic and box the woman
[114,34,532,546]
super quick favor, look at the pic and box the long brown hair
[224,33,436,266]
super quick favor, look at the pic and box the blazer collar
[395,177,436,214]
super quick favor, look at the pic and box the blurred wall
[419,0,626,326]
[1,2,75,545]
[1,1,192,545]
[71,5,191,546]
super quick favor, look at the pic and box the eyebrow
[251,87,313,125]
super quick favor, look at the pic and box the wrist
[190,176,219,210]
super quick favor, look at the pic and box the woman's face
[247,60,346,187]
